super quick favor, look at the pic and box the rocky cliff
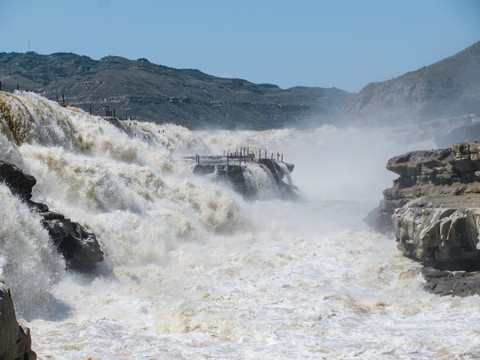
[0,52,353,129]
[344,41,480,124]
[374,142,480,295]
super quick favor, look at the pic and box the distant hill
[343,41,480,124]
[2,42,479,129]
[0,52,353,129]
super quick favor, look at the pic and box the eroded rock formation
[0,161,103,272]
[374,142,480,295]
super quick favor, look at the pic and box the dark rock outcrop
[0,52,353,129]
[0,162,36,200]
[40,212,104,272]
[373,142,480,295]
[421,266,480,297]
[0,279,36,360]
[0,161,103,272]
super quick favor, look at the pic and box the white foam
[1,91,478,359]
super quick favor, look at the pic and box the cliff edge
[373,142,480,296]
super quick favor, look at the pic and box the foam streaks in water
[1,91,480,359]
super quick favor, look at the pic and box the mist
[198,124,436,203]
[2,91,479,359]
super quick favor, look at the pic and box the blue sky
[1,0,479,92]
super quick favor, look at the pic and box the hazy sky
[1,0,479,92]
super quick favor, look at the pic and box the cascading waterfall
[0,90,248,294]
[0,183,65,320]
[243,162,277,199]
[1,90,480,359]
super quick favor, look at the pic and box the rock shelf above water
[373,142,480,296]
[191,154,298,199]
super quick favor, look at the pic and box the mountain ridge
[1,41,480,129]
[0,52,353,129]
[344,41,480,124]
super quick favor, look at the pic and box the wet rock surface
[373,142,480,295]
[0,160,103,272]
[421,267,480,297]
[0,161,36,200]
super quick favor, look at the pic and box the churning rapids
[1,91,480,359]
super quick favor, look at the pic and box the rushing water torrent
[1,91,480,359]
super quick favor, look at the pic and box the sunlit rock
[393,196,480,270]
[374,142,480,294]
[0,279,36,360]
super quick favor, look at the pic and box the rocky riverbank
[373,142,480,296]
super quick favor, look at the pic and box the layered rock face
[0,161,103,272]
[0,279,36,360]
[378,143,480,268]
[375,142,480,295]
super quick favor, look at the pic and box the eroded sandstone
[374,142,480,295]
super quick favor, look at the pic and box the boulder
[41,214,104,272]
[0,279,36,360]
[0,161,103,272]
[0,161,36,200]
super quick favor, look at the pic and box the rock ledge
[373,142,480,295]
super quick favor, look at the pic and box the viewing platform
[187,148,297,199]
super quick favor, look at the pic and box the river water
[1,91,480,359]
